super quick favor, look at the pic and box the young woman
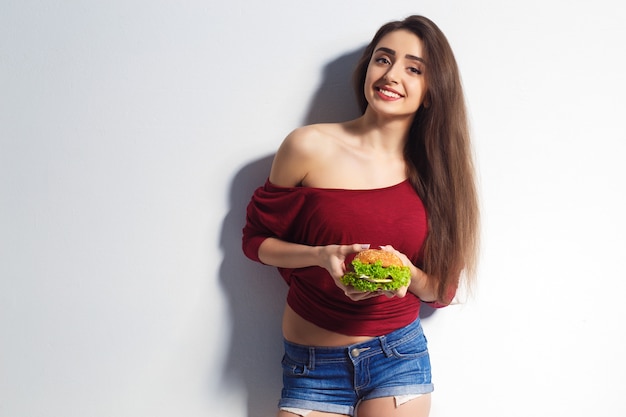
[242,15,479,417]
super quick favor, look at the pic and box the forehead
[374,29,424,56]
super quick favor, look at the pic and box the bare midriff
[282,304,375,347]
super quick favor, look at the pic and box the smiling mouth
[376,87,402,99]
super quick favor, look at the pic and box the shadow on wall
[218,46,433,417]
[302,47,363,125]
[218,154,286,417]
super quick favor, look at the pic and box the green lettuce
[341,259,411,292]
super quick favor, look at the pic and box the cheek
[364,64,386,84]
[410,80,427,99]
[362,72,379,97]
[363,71,376,88]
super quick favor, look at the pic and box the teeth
[378,88,401,98]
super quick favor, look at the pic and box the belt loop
[308,347,316,370]
[379,335,392,357]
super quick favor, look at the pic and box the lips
[375,86,403,100]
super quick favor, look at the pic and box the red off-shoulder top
[242,179,445,336]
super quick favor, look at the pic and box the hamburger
[341,249,411,292]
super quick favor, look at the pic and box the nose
[383,64,400,84]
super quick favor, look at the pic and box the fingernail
[360,244,370,249]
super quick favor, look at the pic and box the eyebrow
[375,47,425,64]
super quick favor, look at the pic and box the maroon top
[242,179,439,336]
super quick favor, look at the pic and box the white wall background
[2,1,625,416]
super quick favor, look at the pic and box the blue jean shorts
[278,318,433,416]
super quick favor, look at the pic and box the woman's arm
[257,237,324,269]
[258,238,377,301]
[407,265,439,303]
[409,264,460,307]
[258,238,367,273]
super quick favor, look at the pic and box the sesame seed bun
[354,249,404,267]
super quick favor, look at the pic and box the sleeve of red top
[241,180,306,263]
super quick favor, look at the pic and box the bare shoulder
[269,123,344,186]
[285,123,344,153]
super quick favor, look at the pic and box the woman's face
[363,29,428,118]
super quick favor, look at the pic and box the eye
[408,66,423,75]
[374,56,391,65]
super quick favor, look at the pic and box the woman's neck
[345,112,413,154]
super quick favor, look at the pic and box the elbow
[241,235,268,264]
[422,296,452,309]
[424,278,458,308]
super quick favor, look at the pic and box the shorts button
[351,348,360,357]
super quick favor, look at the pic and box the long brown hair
[353,15,480,303]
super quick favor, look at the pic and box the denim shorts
[278,318,433,416]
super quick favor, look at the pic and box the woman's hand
[323,243,416,301]
[367,245,410,299]
[380,244,439,302]
[258,238,430,301]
